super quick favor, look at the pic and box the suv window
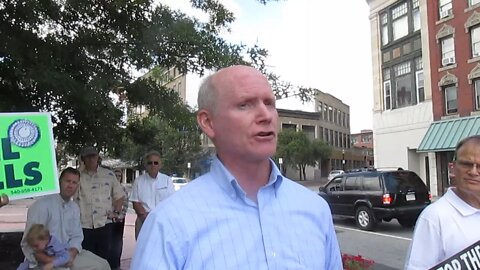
[383,171,428,192]
[363,175,381,191]
[345,176,361,191]
[327,178,343,191]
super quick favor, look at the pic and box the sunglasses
[147,161,159,165]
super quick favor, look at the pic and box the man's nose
[257,103,274,121]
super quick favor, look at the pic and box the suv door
[341,175,362,216]
[320,177,344,215]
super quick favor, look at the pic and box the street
[334,217,413,270]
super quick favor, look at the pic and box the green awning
[417,115,480,152]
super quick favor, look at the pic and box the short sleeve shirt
[129,172,175,212]
[76,166,126,228]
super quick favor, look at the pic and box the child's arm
[49,237,71,267]
[33,251,54,264]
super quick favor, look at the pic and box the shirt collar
[445,187,480,216]
[210,156,284,201]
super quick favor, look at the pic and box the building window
[381,13,389,46]
[475,80,480,110]
[415,58,425,102]
[394,62,413,108]
[472,26,480,58]
[412,0,420,31]
[383,69,392,110]
[392,2,408,41]
[439,0,452,19]
[470,0,480,6]
[444,85,457,114]
[441,36,455,66]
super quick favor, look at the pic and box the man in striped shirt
[131,65,342,270]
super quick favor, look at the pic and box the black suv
[319,169,430,231]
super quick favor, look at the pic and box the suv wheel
[355,206,376,231]
[398,217,416,228]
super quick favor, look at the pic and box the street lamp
[342,149,345,171]
[278,158,283,173]
[187,162,191,179]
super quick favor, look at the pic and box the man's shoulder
[97,166,116,178]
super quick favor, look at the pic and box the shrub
[342,253,375,270]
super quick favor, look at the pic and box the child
[17,224,70,270]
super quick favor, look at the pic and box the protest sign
[0,112,59,200]
[430,240,480,270]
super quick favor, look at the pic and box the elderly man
[21,167,110,270]
[131,65,342,269]
[405,135,480,269]
[75,146,125,268]
[129,150,175,239]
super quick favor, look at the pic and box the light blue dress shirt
[131,157,342,270]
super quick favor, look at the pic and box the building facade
[366,0,436,194]
[276,90,372,181]
[351,129,375,167]
[417,0,480,195]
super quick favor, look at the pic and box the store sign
[0,112,59,200]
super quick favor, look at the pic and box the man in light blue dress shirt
[131,65,343,270]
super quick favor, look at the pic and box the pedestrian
[109,169,128,270]
[75,146,125,268]
[129,150,174,239]
[405,135,480,269]
[0,194,9,207]
[131,65,342,269]
[20,167,110,270]
[17,224,70,270]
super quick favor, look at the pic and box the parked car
[327,169,345,181]
[319,169,430,231]
[172,177,188,191]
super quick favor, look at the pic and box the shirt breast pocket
[155,186,169,203]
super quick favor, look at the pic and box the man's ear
[197,109,215,139]
[448,162,456,186]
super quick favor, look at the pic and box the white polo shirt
[130,172,175,212]
[405,188,480,270]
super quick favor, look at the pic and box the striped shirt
[131,157,342,270]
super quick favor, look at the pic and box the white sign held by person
[430,240,480,270]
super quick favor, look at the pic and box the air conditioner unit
[440,9,452,19]
[442,57,455,66]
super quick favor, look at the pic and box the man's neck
[452,187,480,209]
[219,156,272,202]
[60,194,71,202]
[85,166,97,175]
[148,172,158,179]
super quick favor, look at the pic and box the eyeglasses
[455,160,480,171]
[147,161,159,165]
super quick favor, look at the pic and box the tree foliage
[115,110,201,176]
[0,0,302,157]
[276,129,331,181]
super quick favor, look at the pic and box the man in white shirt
[129,150,175,239]
[405,135,480,269]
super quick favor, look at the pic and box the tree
[115,108,201,176]
[1,0,311,156]
[276,129,332,181]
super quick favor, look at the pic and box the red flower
[342,253,375,270]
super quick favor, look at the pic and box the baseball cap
[80,146,98,157]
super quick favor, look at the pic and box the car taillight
[383,194,392,205]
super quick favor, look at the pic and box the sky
[163,0,373,133]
